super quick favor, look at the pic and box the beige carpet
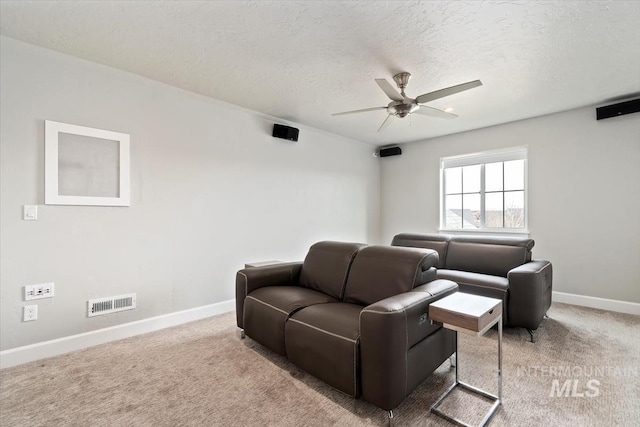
[1,302,639,426]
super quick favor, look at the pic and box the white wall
[381,106,640,303]
[0,37,380,351]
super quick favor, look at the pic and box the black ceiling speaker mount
[596,99,640,120]
[272,124,299,141]
[378,146,402,157]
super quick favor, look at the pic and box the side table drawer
[429,292,502,334]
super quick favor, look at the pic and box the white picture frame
[44,120,130,206]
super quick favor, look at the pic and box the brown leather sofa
[391,233,553,342]
[236,241,458,416]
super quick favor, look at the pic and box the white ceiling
[1,1,639,146]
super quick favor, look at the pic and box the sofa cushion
[243,286,338,355]
[285,303,362,396]
[391,233,450,269]
[437,269,509,291]
[299,241,366,299]
[343,246,439,306]
[445,236,534,277]
[437,269,509,324]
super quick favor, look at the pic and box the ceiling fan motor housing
[387,100,419,118]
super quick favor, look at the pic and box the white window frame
[439,146,528,235]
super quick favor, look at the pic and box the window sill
[438,228,530,238]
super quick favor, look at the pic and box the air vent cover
[88,293,136,317]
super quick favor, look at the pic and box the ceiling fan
[332,72,482,132]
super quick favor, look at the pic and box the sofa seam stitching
[404,309,408,397]
[238,271,248,299]
[360,296,430,315]
[245,295,289,315]
[509,263,547,275]
[354,336,359,396]
[287,318,357,343]
[340,249,360,300]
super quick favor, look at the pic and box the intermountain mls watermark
[517,365,638,397]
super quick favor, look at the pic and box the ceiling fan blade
[415,80,482,104]
[377,114,396,132]
[375,79,403,101]
[332,106,386,116]
[414,106,459,119]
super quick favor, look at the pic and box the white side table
[428,292,503,427]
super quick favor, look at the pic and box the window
[440,147,527,232]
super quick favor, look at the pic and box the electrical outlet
[25,283,55,301]
[23,305,38,321]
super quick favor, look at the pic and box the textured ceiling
[1,1,639,145]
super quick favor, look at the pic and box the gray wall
[381,107,640,303]
[0,37,381,351]
[3,35,638,353]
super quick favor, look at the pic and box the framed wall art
[44,120,130,206]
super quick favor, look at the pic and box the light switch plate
[23,205,38,221]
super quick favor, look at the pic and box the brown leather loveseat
[235,241,458,416]
[392,233,553,342]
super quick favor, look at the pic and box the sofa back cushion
[299,241,366,299]
[391,233,450,268]
[343,246,439,306]
[445,236,534,277]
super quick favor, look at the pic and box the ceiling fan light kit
[332,72,482,132]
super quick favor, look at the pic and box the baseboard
[0,299,235,369]
[553,291,640,316]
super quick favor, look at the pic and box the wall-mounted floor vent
[88,293,136,317]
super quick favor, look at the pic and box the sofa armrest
[235,262,303,328]
[507,260,553,330]
[412,278,459,299]
[359,279,457,410]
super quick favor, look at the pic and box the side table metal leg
[430,302,503,427]
[498,319,502,402]
[455,331,459,383]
